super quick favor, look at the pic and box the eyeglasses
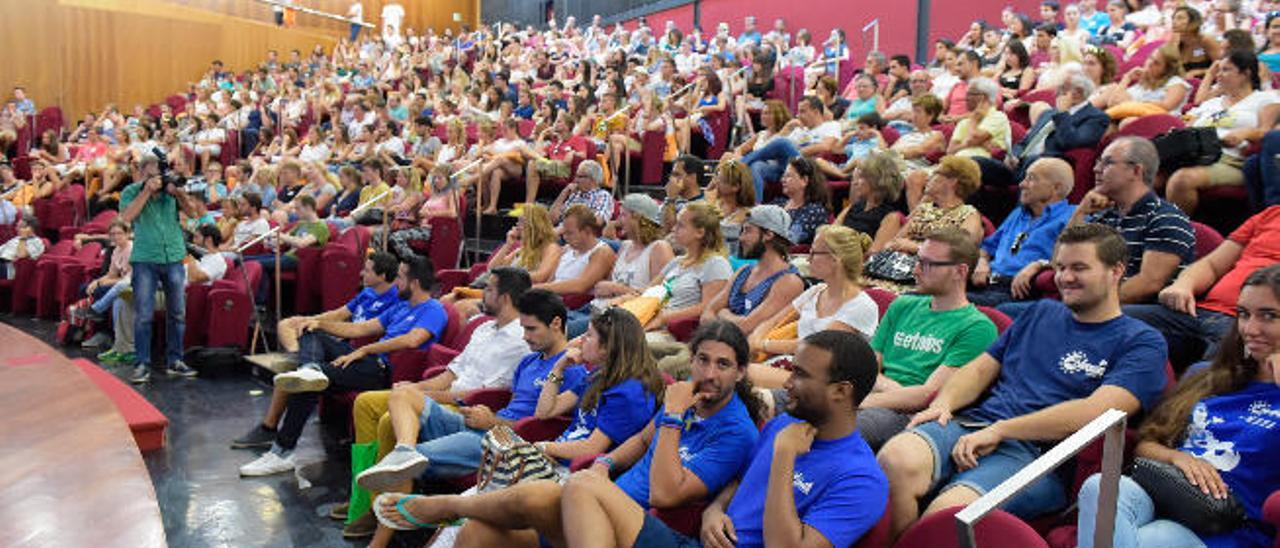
[1094,157,1135,171]
[1010,231,1029,254]
[917,257,960,270]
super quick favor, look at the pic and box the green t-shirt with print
[869,294,998,387]
[285,220,330,259]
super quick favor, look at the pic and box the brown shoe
[328,502,349,521]
[342,512,377,539]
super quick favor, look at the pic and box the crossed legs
[376,480,567,548]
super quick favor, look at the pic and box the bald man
[968,158,1078,307]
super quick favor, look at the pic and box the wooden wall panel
[0,0,479,123]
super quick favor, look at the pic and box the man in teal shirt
[119,154,206,383]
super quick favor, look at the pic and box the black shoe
[230,424,277,449]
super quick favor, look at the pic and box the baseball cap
[746,204,792,243]
[621,193,662,225]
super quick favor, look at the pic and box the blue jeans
[1122,304,1233,372]
[415,399,485,480]
[1077,474,1205,548]
[90,281,129,314]
[276,331,388,451]
[131,262,186,367]
[349,23,362,42]
[245,253,298,303]
[1243,130,1280,209]
[741,138,801,200]
[566,304,593,339]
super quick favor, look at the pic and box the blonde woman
[645,202,733,332]
[443,204,562,315]
[1101,42,1193,114]
[748,224,879,388]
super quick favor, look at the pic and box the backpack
[1151,127,1222,173]
[184,346,245,378]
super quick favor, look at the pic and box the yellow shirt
[358,182,391,208]
[950,109,1011,159]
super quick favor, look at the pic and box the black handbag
[1128,457,1246,536]
[864,250,919,283]
[1152,127,1222,173]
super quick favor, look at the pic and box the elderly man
[968,158,1078,307]
[975,72,1111,187]
[883,70,937,130]
[549,159,614,226]
[997,137,1194,320]
[906,77,1009,208]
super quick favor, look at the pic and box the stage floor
[1,314,419,548]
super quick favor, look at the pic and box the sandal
[371,493,431,531]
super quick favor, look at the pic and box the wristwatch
[545,371,563,384]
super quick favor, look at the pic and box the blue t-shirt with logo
[497,350,587,421]
[346,286,400,322]
[375,298,449,356]
[966,299,1167,423]
[726,413,888,548]
[556,375,658,447]
[1180,382,1280,548]
[614,393,759,509]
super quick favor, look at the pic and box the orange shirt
[1199,206,1280,315]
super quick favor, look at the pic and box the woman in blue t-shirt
[533,306,665,462]
[1077,264,1280,548]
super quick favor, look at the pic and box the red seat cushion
[72,358,168,452]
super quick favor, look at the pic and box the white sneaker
[273,367,330,393]
[356,446,430,492]
[239,451,296,477]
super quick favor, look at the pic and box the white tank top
[554,240,606,283]
[610,240,658,290]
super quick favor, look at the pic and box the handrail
[253,0,376,28]
[862,19,880,53]
[954,408,1128,548]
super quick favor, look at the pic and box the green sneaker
[97,349,120,363]
[115,352,136,365]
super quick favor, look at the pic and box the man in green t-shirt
[862,228,998,450]
[119,153,208,383]
[246,194,329,303]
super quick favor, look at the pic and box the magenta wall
[629,0,1050,65]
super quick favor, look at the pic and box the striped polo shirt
[1086,191,1194,279]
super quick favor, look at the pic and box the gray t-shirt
[659,255,733,310]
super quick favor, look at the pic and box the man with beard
[860,228,998,452]
[563,329,888,548]
[239,256,449,477]
[370,320,763,547]
[877,224,1169,538]
[702,205,804,335]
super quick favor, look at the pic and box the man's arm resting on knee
[353,327,433,358]
[988,385,1142,442]
[862,363,959,412]
[649,421,712,508]
[315,318,385,340]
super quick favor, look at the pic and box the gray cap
[746,205,792,243]
[621,193,663,225]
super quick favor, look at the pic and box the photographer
[118,153,206,384]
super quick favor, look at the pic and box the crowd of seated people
[5,3,1280,545]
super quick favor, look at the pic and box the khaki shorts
[1202,155,1245,187]
[534,158,571,179]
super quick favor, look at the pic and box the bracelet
[545,371,563,384]
[659,412,686,430]
[594,455,615,471]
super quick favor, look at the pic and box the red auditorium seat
[32,184,86,239]
[1115,114,1184,141]
[896,505,1050,548]
[977,305,1014,333]
[35,240,101,318]
[35,107,64,141]
[15,238,70,315]
[72,358,168,452]
[865,287,897,318]
[319,225,371,312]
[204,259,260,349]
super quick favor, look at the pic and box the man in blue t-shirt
[878,224,1169,537]
[371,320,764,547]
[274,251,400,356]
[354,288,585,495]
[557,330,888,548]
[239,257,448,477]
[231,251,401,451]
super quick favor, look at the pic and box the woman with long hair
[646,202,733,331]
[1171,6,1222,79]
[729,99,790,163]
[748,225,880,386]
[1101,42,1193,113]
[484,202,562,284]
[773,157,831,246]
[1257,13,1280,73]
[834,150,905,241]
[712,159,757,257]
[1076,264,1280,548]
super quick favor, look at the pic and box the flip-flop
[372,493,430,531]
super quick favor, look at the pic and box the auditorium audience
[570,194,673,338]
[701,205,804,334]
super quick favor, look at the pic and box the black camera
[151,147,186,188]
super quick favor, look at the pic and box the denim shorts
[910,418,1068,518]
[417,398,469,440]
[631,513,701,548]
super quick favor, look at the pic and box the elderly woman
[550,159,614,226]
[871,155,983,258]
[835,150,905,242]
[890,95,947,172]
[1166,51,1279,215]
[843,74,884,123]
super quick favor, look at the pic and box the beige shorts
[1201,155,1245,187]
[534,159,571,179]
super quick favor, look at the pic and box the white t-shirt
[447,318,532,391]
[793,284,880,339]
[299,142,331,163]
[1188,90,1278,159]
[659,255,734,310]
[348,1,363,23]
[787,121,841,148]
[192,254,228,286]
[233,217,271,248]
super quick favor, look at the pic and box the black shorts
[631,513,702,548]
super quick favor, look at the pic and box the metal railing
[253,0,376,28]
[954,408,1129,548]
[862,18,880,54]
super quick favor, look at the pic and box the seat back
[1190,221,1223,260]
[436,300,466,351]
[895,506,1049,548]
[865,287,897,319]
[853,502,892,548]
[977,305,1014,334]
[1115,114,1184,140]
